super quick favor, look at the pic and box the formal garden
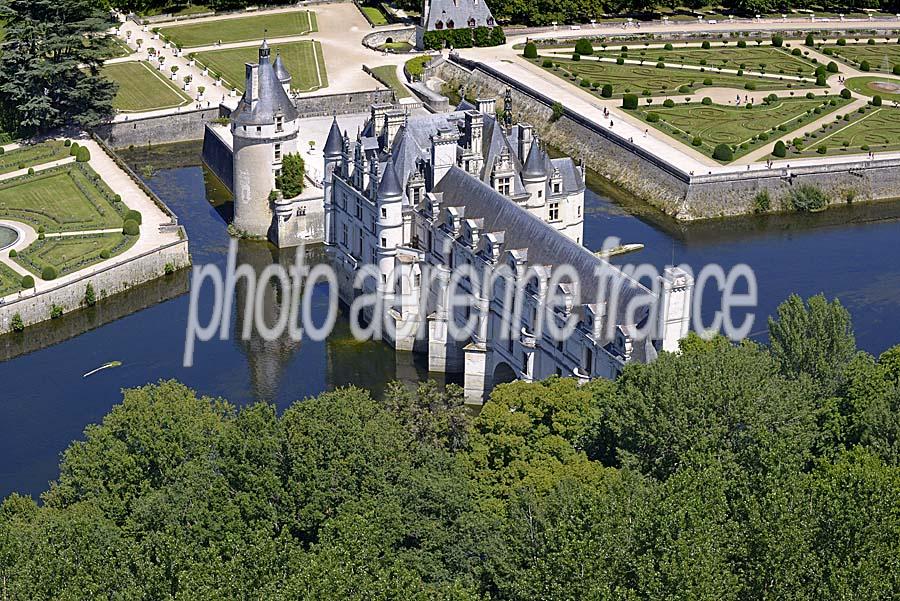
[12,232,138,280]
[844,75,900,102]
[102,61,192,112]
[157,9,317,48]
[368,65,411,99]
[534,56,821,98]
[0,261,24,297]
[792,106,900,156]
[0,141,71,176]
[630,95,850,161]
[192,40,327,93]
[823,38,900,73]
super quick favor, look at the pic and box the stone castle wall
[95,107,228,149]
[435,56,900,219]
[0,237,190,334]
[201,125,235,193]
[292,89,396,117]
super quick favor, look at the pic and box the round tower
[375,158,404,279]
[521,138,548,209]
[231,40,300,238]
[322,116,343,246]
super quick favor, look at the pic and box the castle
[416,0,499,49]
[324,97,694,402]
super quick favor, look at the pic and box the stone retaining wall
[362,27,416,49]
[95,107,228,148]
[0,236,190,334]
[201,125,234,192]
[293,89,395,117]
[436,56,900,219]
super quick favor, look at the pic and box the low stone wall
[362,27,416,49]
[95,106,229,149]
[437,56,900,219]
[0,236,190,334]
[293,89,395,117]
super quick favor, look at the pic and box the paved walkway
[0,157,75,183]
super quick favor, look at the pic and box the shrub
[616,57,624,65]
[523,42,538,59]
[837,38,846,46]
[122,209,141,225]
[894,64,900,75]
[542,59,553,68]
[773,140,787,157]
[744,82,756,90]
[702,40,711,49]
[827,61,839,73]
[20,275,33,288]
[817,145,827,154]
[816,74,826,86]
[574,38,593,55]
[42,266,58,280]
[646,112,660,123]
[622,94,638,109]
[859,60,870,71]
[736,69,744,76]
[572,52,581,61]
[69,142,79,156]
[75,146,90,162]
[678,84,691,93]
[772,34,783,47]
[10,313,24,332]
[550,101,564,122]
[754,189,771,213]
[84,282,96,307]
[50,304,63,319]
[123,219,139,236]
[664,43,673,50]
[840,88,852,99]
[872,95,883,106]
[692,136,703,146]
[703,77,713,85]
[737,40,746,48]
[867,38,876,45]
[580,78,590,87]
[64,139,71,147]
[100,249,110,260]
[805,33,815,46]
[8,249,16,258]
[656,61,665,69]
[38,233,44,240]
[663,98,675,108]
[712,143,733,161]
[601,83,613,97]
[27,167,34,175]
[701,96,712,105]
[790,185,828,211]
[758,132,769,141]
[164,262,176,275]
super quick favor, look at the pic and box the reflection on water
[0,140,899,500]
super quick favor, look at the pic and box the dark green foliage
[20,274,32,288]
[41,265,57,280]
[692,135,702,146]
[574,38,593,55]
[713,143,733,161]
[816,74,827,86]
[860,60,871,71]
[701,96,713,105]
[754,189,771,212]
[84,282,96,307]
[523,41,538,59]
[571,52,581,61]
[10,312,23,331]
[773,140,787,157]
[646,112,660,123]
[277,153,305,198]
[772,34,784,47]
[7,248,15,258]
[0,0,117,134]
[841,88,852,99]
[837,38,847,46]
[663,98,675,108]
[703,77,713,85]
[805,33,815,46]
[124,209,142,225]
[550,101,564,122]
[827,61,839,73]
[701,40,711,49]
[600,83,613,97]
[75,146,90,163]
[122,219,139,236]
[737,39,747,48]
[872,95,883,106]
[621,94,638,109]
[789,184,829,211]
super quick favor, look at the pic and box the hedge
[423,26,504,51]
[622,94,638,109]
[524,41,538,59]
[124,209,142,225]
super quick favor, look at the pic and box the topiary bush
[692,136,703,146]
[737,40,746,48]
[859,60,870,71]
[656,61,665,69]
[20,275,33,288]
[42,266,58,281]
[840,88,852,99]
[124,209,142,225]
[772,34,783,47]
[8,249,16,258]
[837,38,846,46]
[541,59,553,68]
[572,52,581,61]
[712,143,734,161]
[122,219,139,236]
[894,64,900,75]
[622,94,638,110]
[663,98,675,108]
[523,42,538,59]
[827,61,839,73]
[701,96,712,105]
[76,146,90,162]
[100,249,110,260]
[574,38,593,55]
[69,142,79,156]
[664,43,673,50]
[805,33,815,46]
[773,140,787,157]
[601,83,613,97]
[703,77,713,85]
[646,112,660,123]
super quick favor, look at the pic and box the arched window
[447,19,455,29]
[435,20,444,29]
[468,17,476,27]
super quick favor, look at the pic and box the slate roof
[433,167,654,334]
[424,0,495,30]
[231,41,298,126]
[273,52,292,83]
[324,117,343,157]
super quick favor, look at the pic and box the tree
[0,0,118,133]
[277,153,305,198]
[773,139,787,157]
[574,38,593,55]
[713,143,733,161]
[769,294,856,393]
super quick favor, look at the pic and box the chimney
[518,123,533,164]
[431,127,460,185]
[370,103,392,138]
[385,109,407,149]
[477,97,495,116]
[245,63,259,106]
[465,110,483,155]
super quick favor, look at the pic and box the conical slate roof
[324,116,343,157]
[273,52,292,83]
[522,140,547,180]
[378,159,403,200]
[231,41,298,127]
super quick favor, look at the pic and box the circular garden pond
[0,224,19,251]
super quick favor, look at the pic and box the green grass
[844,76,900,102]
[14,233,138,278]
[100,37,134,59]
[0,141,70,176]
[380,41,413,52]
[361,5,389,26]
[193,40,327,92]
[0,164,131,233]
[580,44,820,77]
[405,55,432,78]
[796,107,900,155]
[0,260,23,297]
[158,10,316,48]
[634,96,849,162]
[824,42,900,73]
[537,57,819,97]
[369,65,411,99]
[103,61,191,112]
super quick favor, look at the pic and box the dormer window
[447,19,455,29]
[435,20,444,29]
[468,17,476,27]
[553,182,561,194]
[487,17,495,26]
[275,115,283,132]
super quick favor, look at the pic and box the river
[1,141,899,500]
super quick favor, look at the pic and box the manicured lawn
[380,41,413,52]
[405,55,432,78]
[0,164,131,233]
[361,5,389,26]
[158,10,316,47]
[796,107,900,155]
[193,40,327,92]
[823,41,900,72]
[0,141,70,176]
[844,76,900,102]
[633,96,849,161]
[536,58,819,97]
[0,261,23,297]
[369,65,410,98]
[576,44,819,76]
[101,37,134,59]
[103,61,191,112]
[14,233,138,278]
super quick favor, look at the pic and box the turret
[522,139,548,207]
[376,159,404,280]
[273,51,292,95]
[323,116,342,245]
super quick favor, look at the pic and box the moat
[2,140,900,499]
